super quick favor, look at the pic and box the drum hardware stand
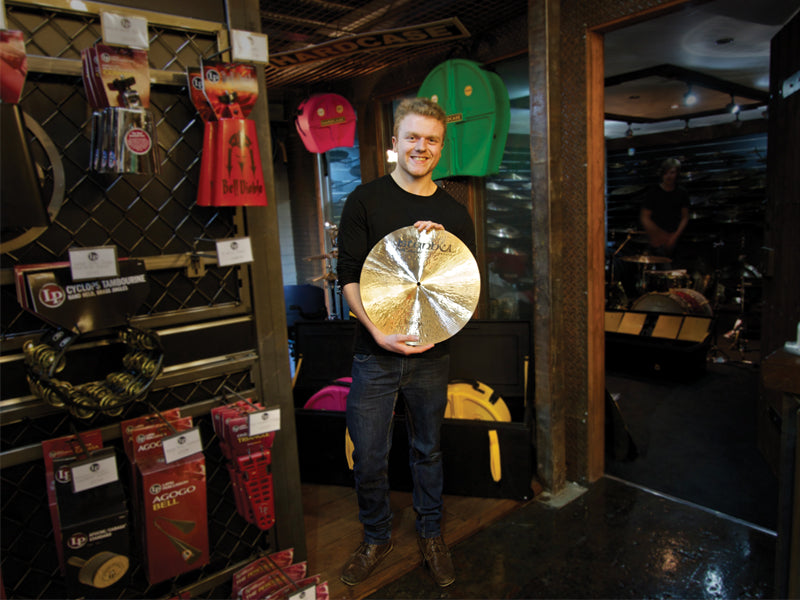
[323,221,342,320]
[722,258,755,365]
[607,232,633,307]
[710,239,726,310]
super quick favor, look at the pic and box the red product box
[120,409,186,544]
[240,562,308,600]
[121,409,182,462]
[138,454,208,584]
[130,417,194,466]
[231,548,294,597]
[212,400,274,459]
[265,576,324,600]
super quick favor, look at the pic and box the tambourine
[23,324,164,419]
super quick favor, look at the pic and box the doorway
[589,0,791,531]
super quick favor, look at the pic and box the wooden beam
[233,0,308,561]
[529,0,565,493]
[585,29,606,483]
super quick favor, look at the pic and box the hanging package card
[295,93,356,153]
[138,453,209,584]
[53,455,130,598]
[120,409,184,544]
[42,432,131,598]
[211,400,277,530]
[81,44,159,174]
[42,431,105,575]
[417,58,510,179]
[186,62,268,206]
[14,258,149,334]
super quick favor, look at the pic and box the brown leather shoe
[340,541,393,586]
[417,535,455,587]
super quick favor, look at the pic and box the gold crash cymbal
[360,226,480,346]
[621,254,672,264]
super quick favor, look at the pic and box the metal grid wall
[1,3,276,598]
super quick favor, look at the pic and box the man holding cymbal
[336,97,476,588]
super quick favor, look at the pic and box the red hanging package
[186,62,267,207]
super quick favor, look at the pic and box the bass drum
[631,288,713,316]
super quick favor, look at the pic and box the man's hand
[414,220,444,233]
[374,332,434,355]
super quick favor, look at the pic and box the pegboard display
[0,2,281,598]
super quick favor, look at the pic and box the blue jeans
[346,352,450,544]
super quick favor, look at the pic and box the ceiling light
[683,85,698,107]
[726,95,740,114]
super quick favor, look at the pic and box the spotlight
[726,95,740,114]
[683,84,698,107]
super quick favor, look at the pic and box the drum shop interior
[1,0,798,598]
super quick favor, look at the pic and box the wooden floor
[301,483,524,600]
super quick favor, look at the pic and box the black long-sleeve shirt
[337,174,476,356]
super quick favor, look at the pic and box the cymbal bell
[360,226,480,346]
[620,254,672,264]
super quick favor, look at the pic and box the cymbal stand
[710,239,725,311]
[323,221,342,320]
[606,233,632,306]
[723,256,753,364]
[609,232,632,285]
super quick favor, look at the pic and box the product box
[120,409,188,549]
[41,431,105,573]
[137,453,209,584]
[52,455,130,598]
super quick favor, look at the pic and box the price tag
[248,407,280,436]
[101,12,149,49]
[69,246,119,281]
[288,584,317,600]
[162,427,203,463]
[70,449,119,493]
[230,29,269,64]
[216,237,254,267]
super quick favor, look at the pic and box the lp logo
[39,283,66,308]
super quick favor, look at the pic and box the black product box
[293,319,536,500]
[53,456,130,598]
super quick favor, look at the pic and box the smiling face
[391,113,445,181]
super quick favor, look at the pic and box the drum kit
[606,228,713,316]
[606,225,765,361]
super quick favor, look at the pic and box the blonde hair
[658,157,681,176]
[393,97,447,141]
